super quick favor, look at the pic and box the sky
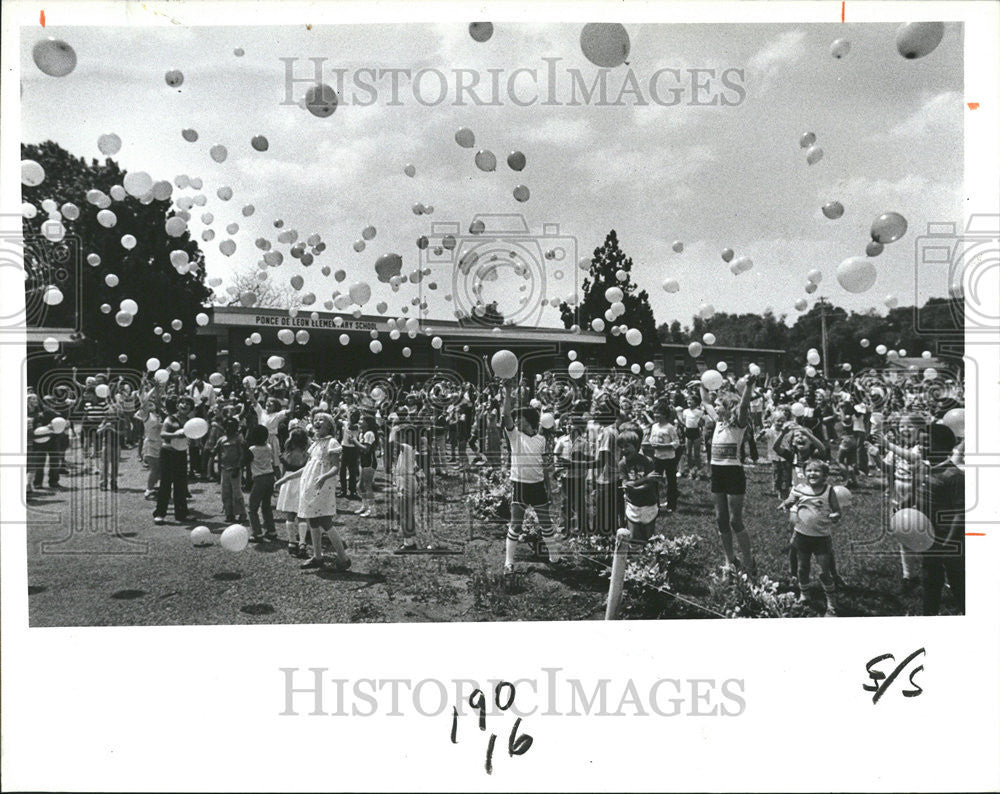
[20,21,965,329]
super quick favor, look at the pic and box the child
[647,403,680,512]
[764,409,795,499]
[779,459,841,616]
[297,413,350,571]
[275,427,310,557]
[680,394,705,479]
[390,424,423,552]
[97,400,124,491]
[214,418,248,522]
[356,415,378,517]
[619,430,660,545]
[247,424,278,542]
[135,389,164,499]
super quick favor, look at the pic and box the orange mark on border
[966,532,985,536]
[40,9,45,26]
[841,1,845,22]
[967,102,980,110]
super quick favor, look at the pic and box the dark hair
[164,396,178,413]
[177,396,195,411]
[926,423,957,464]
[516,407,540,430]
[248,425,269,446]
[222,418,238,436]
[285,427,309,452]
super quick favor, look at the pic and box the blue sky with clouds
[21,22,964,327]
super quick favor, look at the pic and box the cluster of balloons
[799,131,823,166]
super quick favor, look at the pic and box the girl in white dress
[275,427,310,557]
[291,413,350,571]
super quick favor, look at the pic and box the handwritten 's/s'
[863,648,925,704]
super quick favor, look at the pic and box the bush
[706,571,798,618]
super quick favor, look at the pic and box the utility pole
[817,297,829,379]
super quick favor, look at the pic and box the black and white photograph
[2,1,998,791]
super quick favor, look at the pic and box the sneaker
[153,516,165,525]
[328,557,352,572]
[249,534,263,544]
[300,556,324,570]
[503,562,515,575]
[354,506,366,515]
[296,544,309,559]
[144,490,156,500]
[287,542,299,556]
[264,532,279,541]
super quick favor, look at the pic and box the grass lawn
[25,443,961,626]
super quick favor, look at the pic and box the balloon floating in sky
[513,185,530,202]
[884,294,899,309]
[895,22,945,60]
[701,370,724,391]
[805,145,824,165]
[795,298,808,311]
[469,22,494,42]
[580,23,630,68]
[182,128,198,142]
[721,248,734,263]
[475,150,497,171]
[688,341,703,358]
[210,144,228,163]
[836,256,877,293]
[822,201,844,219]
[375,253,403,283]
[799,132,816,148]
[507,151,526,171]
[672,240,684,253]
[404,164,416,177]
[362,225,377,241]
[870,212,908,244]
[305,83,339,117]
[865,240,884,257]
[32,37,77,77]
[491,349,518,380]
[97,133,122,155]
[251,135,269,151]
[21,160,45,187]
[455,127,475,148]
[662,278,679,293]
[806,268,822,284]
[165,69,184,87]
[830,38,851,59]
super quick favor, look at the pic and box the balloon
[242,204,255,217]
[871,212,908,244]
[702,333,716,346]
[43,221,66,242]
[876,344,887,356]
[921,350,932,359]
[249,332,262,344]
[699,303,715,320]
[120,234,137,250]
[97,133,123,156]
[616,355,627,366]
[923,368,938,381]
[171,319,183,331]
[887,350,900,361]
[402,347,412,358]
[32,37,77,77]
[604,286,624,303]
[830,38,851,58]
[42,336,59,353]
[491,350,518,380]
[220,524,249,553]
[104,273,119,288]
[568,361,585,379]
[50,416,68,434]
[890,508,934,552]
[295,330,310,345]
[749,363,761,377]
[182,128,198,142]
[580,23,630,68]
[234,47,245,56]
[807,350,821,366]
[119,298,138,315]
[806,268,823,284]
[672,240,684,253]
[123,171,153,197]
[795,299,808,312]
[799,132,816,148]
[717,361,728,373]
[426,335,442,351]
[455,127,475,148]
[375,253,403,283]
[362,225,377,241]
[591,318,606,332]
[94,384,110,400]
[513,185,530,202]
[701,369,723,391]
[349,281,372,305]
[884,294,899,309]
[822,201,844,219]
[305,82,339,116]
[625,328,642,346]
[196,312,209,326]
[688,341,703,358]
[267,355,284,370]
[732,256,753,274]
[369,340,382,354]
[836,256,877,293]
[505,150,528,172]
[805,145,824,165]
[539,412,555,430]
[630,364,641,375]
[220,240,236,256]
[475,150,497,171]
[165,216,187,237]
[469,22,493,42]
[154,369,170,384]
[942,408,964,438]
[805,365,817,378]
[895,22,945,60]
[146,357,162,372]
[115,310,133,327]
[191,526,213,547]
[165,69,184,87]
[403,164,416,177]
[719,248,734,263]
[251,135,269,151]
[183,417,209,439]
[290,275,304,291]
[791,402,806,417]
[662,278,679,293]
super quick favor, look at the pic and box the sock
[505,533,518,567]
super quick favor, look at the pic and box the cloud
[746,30,806,92]
[880,91,962,139]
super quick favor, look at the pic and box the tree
[560,230,659,362]
[221,261,302,310]
[22,141,210,371]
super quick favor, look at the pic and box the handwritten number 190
[451,681,533,774]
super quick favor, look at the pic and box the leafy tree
[220,261,302,310]
[22,141,210,371]
[560,230,659,362]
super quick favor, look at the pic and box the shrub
[706,571,798,618]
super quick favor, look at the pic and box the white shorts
[625,503,659,525]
